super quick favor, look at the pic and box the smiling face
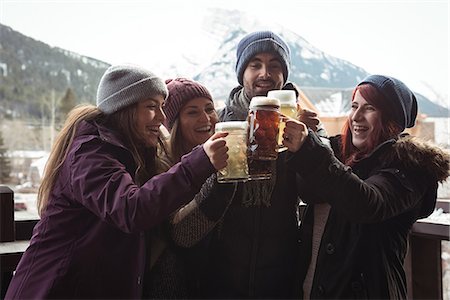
[242,52,285,100]
[349,90,382,152]
[135,95,166,147]
[179,97,218,149]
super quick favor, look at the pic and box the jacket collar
[345,134,449,183]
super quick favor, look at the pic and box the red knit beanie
[164,78,213,130]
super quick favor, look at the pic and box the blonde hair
[167,118,192,165]
[38,103,170,215]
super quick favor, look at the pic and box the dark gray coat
[291,132,449,299]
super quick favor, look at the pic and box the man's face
[242,52,285,100]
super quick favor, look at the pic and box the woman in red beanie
[142,78,237,298]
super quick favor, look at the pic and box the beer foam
[215,121,248,131]
[267,90,297,105]
[249,96,280,108]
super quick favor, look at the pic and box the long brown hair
[38,103,170,215]
[341,84,402,166]
[38,105,102,215]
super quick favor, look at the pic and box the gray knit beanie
[236,31,291,86]
[357,74,418,131]
[96,64,168,114]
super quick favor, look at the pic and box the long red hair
[341,84,402,166]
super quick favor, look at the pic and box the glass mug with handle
[215,121,249,183]
[267,90,298,152]
[247,96,280,180]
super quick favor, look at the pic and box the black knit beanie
[236,31,291,86]
[358,74,418,131]
[164,78,213,131]
[96,64,168,114]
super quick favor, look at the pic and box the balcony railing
[1,186,449,299]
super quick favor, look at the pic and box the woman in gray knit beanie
[5,64,229,300]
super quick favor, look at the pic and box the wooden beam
[408,236,442,300]
[0,186,14,242]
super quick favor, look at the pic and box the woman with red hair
[283,74,449,299]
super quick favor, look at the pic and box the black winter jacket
[289,132,449,299]
[170,85,303,299]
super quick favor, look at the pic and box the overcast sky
[0,0,448,107]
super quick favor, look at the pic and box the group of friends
[5,31,450,299]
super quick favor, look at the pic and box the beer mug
[247,96,281,161]
[247,159,273,181]
[267,90,297,152]
[215,121,249,183]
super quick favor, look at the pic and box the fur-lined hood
[390,135,450,182]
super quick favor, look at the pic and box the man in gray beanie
[218,30,320,128]
[235,30,291,88]
[180,30,323,299]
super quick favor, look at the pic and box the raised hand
[282,117,308,153]
[203,132,229,170]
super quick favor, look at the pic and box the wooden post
[0,186,14,242]
[409,236,442,300]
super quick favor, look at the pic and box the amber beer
[247,96,280,180]
[267,90,297,152]
[215,121,249,183]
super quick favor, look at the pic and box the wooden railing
[0,186,39,299]
[406,199,449,300]
[1,187,449,299]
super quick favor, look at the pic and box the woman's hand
[282,118,308,153]
[203,132,229,170]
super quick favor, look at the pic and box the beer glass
[215,121,249,183]
[267,90,297,152]
[247,159,273,181]
[247,96,280,160]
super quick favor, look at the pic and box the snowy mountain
[0,8,447,118]
[193,8,448,117]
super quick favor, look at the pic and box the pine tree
[0,130,11,182]
[58,87,77,124]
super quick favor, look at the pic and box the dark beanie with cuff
[358,74,418,131]
[96,64,168,114]
[235,31,291,86]
[164,78,213,131]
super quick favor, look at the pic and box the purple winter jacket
[5,120,215,299]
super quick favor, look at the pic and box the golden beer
[267,90,297,152]
[215,121,249,183]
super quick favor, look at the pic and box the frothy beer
[267,90,298,152]
[247,96,280,161]
[215,121,249,183]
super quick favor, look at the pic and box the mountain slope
[0,15,447,119]
[194,8,448,117]
[0,23,110,118]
